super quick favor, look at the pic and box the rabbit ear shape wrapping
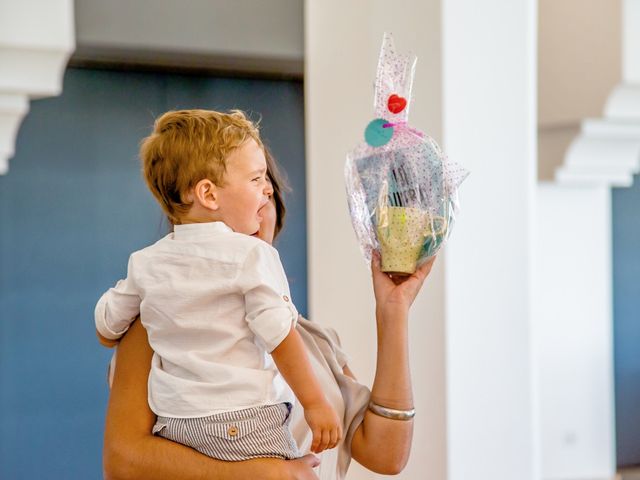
[374,33,417,123]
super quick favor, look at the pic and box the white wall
[73,0,303,75]
[539,0,621,126]
[534,184,615,479]
[624,0,640,82]
[538,0,622,179]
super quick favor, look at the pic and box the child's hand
[304,400,342,453]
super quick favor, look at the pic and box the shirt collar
[173,222,233,240]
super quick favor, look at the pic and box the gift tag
[364,118,394,147]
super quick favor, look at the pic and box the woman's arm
[349,254,436,475]
[96,329,119,348]
[103,318,319,480]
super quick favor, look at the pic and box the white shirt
[95,221,298,418]
[107,316,365,480]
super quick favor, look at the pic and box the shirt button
[228,426,239,437]
[283,295,290,302]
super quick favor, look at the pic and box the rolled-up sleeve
[94,255,141,340]
[237,243,298,353]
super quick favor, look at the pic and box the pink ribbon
[382,121,424,138]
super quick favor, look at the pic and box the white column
[305,2,446,479]
[442,1,538,479]
[306,1,538,479]
[0,0,75,174]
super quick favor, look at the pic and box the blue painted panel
[0,68,306,479]
[613,176,640,467]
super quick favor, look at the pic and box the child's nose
[264,180,274,196]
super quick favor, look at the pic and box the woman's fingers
[416,256,437,279]
[287,454,320,480]
[372,252,436,284]
[299,453,321,468]
[371,251,398,295]
[370,251,385,278]
[400,256,437,287]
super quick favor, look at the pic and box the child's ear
[193,179,219,211]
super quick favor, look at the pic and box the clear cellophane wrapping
[345,33,468,274]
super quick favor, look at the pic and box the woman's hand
[279,454,321,480]
[371,252,436,317]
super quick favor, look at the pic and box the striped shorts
[152,402,300,461]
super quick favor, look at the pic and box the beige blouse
[291,317,371,479]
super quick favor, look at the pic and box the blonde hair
[140,109,263,224]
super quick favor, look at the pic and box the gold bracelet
[368,400,415,421]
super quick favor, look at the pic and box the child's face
[254,189,277,244]
[216,139,272,235]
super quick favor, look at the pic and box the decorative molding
[605,84,640,119]
[556,0,640,188]
[0,94,29,175]
[556,117,640,187]
[0,47,72,98]
[0,0,75,175]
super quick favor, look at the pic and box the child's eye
[252,176,262,182]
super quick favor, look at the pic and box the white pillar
[305,2,446,478]
[0,0,75,174]
[442,1,538,479]
[306,1,538,479]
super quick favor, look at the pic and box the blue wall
[0,68,306,479]
[613,177,640,467]
[612,176,640,465]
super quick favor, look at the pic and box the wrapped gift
[345,33,468,275]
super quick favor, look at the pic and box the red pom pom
[387,94,407,114]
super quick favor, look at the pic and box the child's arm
[95,256,142,346]
[271,325,343,453]
[239,242,342,452]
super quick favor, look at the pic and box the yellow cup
[376,206,447,275]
